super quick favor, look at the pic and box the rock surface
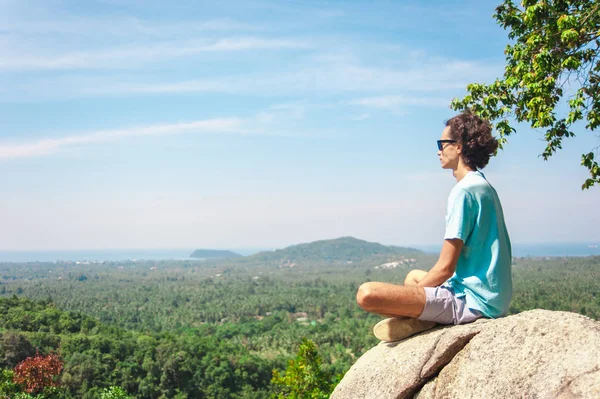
[331,310,600,399]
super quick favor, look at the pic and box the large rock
[331,310,600,399]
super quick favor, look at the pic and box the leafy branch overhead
[451,0,600,189]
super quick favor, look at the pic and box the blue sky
[0,0,598,250]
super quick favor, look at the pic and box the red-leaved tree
[13,353,63,394]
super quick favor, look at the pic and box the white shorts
[417,285,484,325]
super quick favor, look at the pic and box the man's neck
[453,163,474,182]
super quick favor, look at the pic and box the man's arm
[416,239,463,287]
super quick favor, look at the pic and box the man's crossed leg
[356,270,437,342]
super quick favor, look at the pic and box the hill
[189,249,242,259]
[245,236,422,264]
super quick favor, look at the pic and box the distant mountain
[189,249,242,259]
[246,236,422,263]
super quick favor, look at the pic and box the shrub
[13,354,62,394]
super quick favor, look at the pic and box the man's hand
[417,239,463,287]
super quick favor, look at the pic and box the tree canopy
[451,0,600,189]
[0,254,599,398]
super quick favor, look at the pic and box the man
[356,111,512,342]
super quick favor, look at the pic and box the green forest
[0,238,599,398]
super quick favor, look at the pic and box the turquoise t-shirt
[444,170,512,318]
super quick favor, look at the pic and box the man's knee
[356,282,378,310]
[404,269,427,286]
[404,270,418,286]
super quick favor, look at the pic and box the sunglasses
[437,140,457,151]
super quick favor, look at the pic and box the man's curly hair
[446,111,499,170]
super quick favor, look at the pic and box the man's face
[438,126,460,170]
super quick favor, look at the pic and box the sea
[0,248,263,263]
[0,243,598,263]
[415,242,600,258]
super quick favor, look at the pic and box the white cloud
[0,118,244,160]
[8,57,498,101]
[351,113,370,121]
[0,8,262,37]
[351,95,449,109]
[256,103,305,123]
[0,102,316,160]
[0,37,309,71]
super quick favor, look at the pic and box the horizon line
[0,240,598,252]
